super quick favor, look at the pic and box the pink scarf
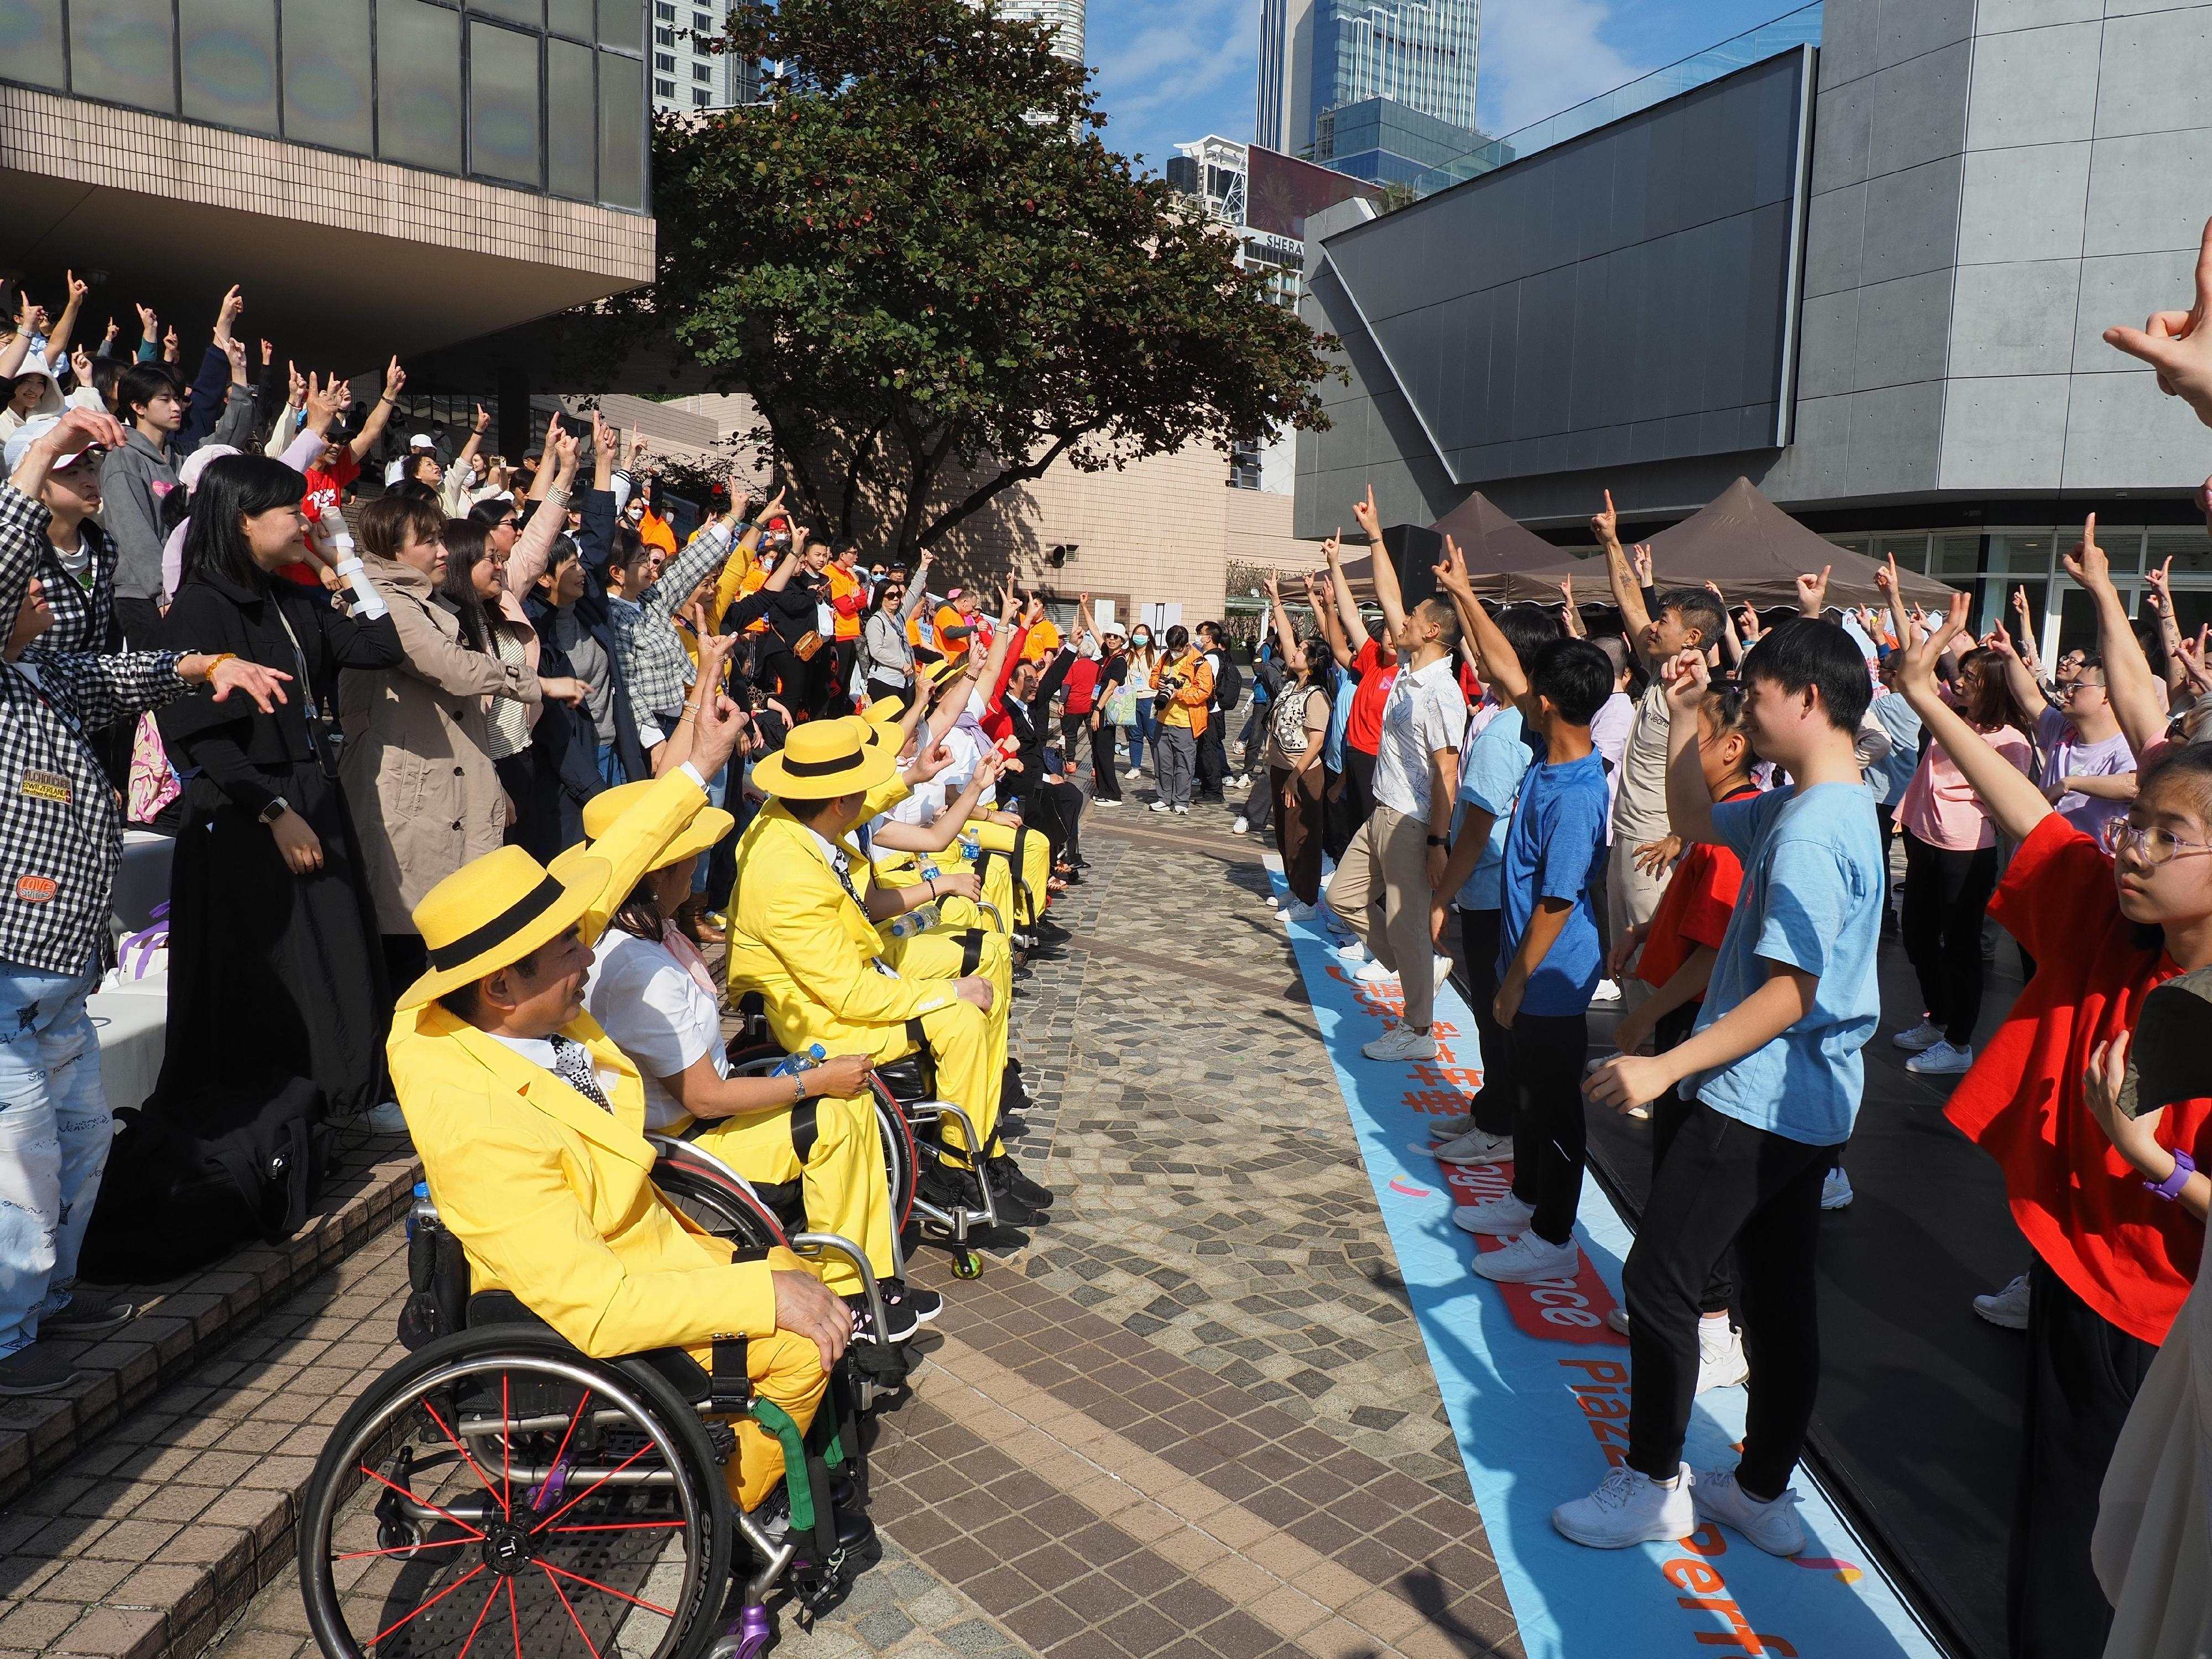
[660,921,721,1002]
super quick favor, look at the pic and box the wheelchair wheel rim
[304,1353,719,1659]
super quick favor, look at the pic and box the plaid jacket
[608,519,738,728]
[0,484,187,975]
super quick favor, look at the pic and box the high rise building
[997,0,1086,64]
[1257,0,1481,182]
[651,1,761,112]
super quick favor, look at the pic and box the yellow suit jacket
[391,766,789,1359]
[726,800,958,1042]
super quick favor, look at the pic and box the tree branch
[916,427,1089,551]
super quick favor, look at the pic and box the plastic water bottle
[958,832,981,862]
[886,905,940,938]
[770,1043,827,1077]
[405,1180,434,1241]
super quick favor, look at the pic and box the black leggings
[1457,909,1515,1138]
[1900,827,2000,1047]
[1504,1010,1590,1246]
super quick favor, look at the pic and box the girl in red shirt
[1896,564,2210,1659]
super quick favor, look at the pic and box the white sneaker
[1335,939,1370,963]
[1892,1019,1944,1053]
[366,1099,409,1135]
[1173,805,1190,815]
[1428,1112,1477,1141]
[1280,899,1317,922]
[1905,1039,1973,1076]
[1820,1167,1854,1210]
[1150,800,1171,813]
[1093,795,1120,807]
[1363,1023,1438,1062]
[1452,1193,1535,1237]
[1265,893,1280,907]
[1689,1467,1805,1556]
[1973,1273,2031,1331]
[1432,1129,1514,1167]
[1434,953,1455,994]
[1697,1317,1750,1392]
[1590,977,1622,1003]
[1353,958,1400,986]
[1126,768,1144,781]
[1604,1305,1630,1335]
[1552,1465,1694,1550]
[1232,817,1250,835]
[1475,1230,1581,1283]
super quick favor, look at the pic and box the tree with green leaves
[633,0,1335,562]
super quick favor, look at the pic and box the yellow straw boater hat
[581,780,734,869]
[752,716,900,800]
[399,844,609,1010]
[865,695,908,728]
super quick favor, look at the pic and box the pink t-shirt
[1898,723,2033,851]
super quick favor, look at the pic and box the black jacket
[1001,646,1075,789]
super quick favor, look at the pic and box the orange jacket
[1158,650,1212,730]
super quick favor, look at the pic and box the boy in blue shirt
[1434,549,1615,1287]
[1571,620,1883,1558]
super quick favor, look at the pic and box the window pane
[281,0,372,152]
[597,46,645,208]
[1875,533,1932,575]
[548,0,592,37]
[70,0,178,112]
[468,20,541,185]
[468,0,542,24]
[547,36,595,198]
[1987,530,2057,577]
[378,0,462,173]
[1932,532,1983,576]
[0,1,68,90]
[180,0,278,133]
[599,0,643,50]
[2146,526,2212,578]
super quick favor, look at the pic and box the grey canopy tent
[1473,477,1957,611]
[1332,490,1565,604]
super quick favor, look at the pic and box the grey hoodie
[100,426,179,606]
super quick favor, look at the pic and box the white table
[87,972,167,1113]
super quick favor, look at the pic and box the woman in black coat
[153,457,403,1123]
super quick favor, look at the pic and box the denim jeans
[1128,698,1155,770]
[0,956,109,1355]
[596,743,626,787]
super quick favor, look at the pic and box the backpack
[81,1076,325,1281]
[1212,653,1243,711]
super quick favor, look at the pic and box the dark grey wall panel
[1319,48,1812,489]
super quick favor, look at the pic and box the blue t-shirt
[1453,706,1533,913]
[1324,661,1355,773]
[1688,782,1884,1145]
[1867,688,1923,807]
[1495,736,1610,1017]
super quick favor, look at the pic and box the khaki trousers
[1607,834,1672,1015]
[1324,803,1441,1030]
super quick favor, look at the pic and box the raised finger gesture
[1797,562,1832,617]
[1630,542,1653,587]
[2063,513,2112,592]
[2104,215,2212,426]
[1351,484,1380,538]
[1659,644,1708,716]
[1590,487,1619,547]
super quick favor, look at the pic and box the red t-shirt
[282,450,361,588]
[1948,813,2210,1345]
[1636,785,1760,992]
[1345,638,1398,755]
[1062,656,1100,715]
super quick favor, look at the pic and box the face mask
[1132,634,1149,646]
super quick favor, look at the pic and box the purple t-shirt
[2037,705,2136,840]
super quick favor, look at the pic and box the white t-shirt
[1613,680,1675,844]
[583,930,726,1132]
[1371,654,1469,820]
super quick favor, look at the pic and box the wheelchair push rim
[300,1344,729,1659]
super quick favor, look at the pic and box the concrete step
[0,1219,413,1658]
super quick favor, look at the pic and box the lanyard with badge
[270,593,345,780]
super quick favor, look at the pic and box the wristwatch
[1426,834,1449,848]
[259,797,291,825]
[2146,1147,2196,1202]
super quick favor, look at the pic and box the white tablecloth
[88,971,166,1113]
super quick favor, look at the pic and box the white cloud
[1477,0,1646,137]
[1091,0,1259,161]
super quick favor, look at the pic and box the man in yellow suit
[387,695,846,1514]
[727,719,1049,1228]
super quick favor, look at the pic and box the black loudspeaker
[1380,524,1443,611]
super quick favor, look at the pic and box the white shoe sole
[1973,1301,2030,1331]
[1428,1141,1512,1167]
[1552,1501,1694,1550]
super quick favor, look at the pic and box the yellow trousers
[687,1094,894,1292]
[701,1247,828,1512]
[883,924,1011,1117]
[970,820,1051,928]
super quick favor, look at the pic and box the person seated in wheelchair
[386,692,849,1516]
[726,717,1052,1230]
[572,778,936,1345]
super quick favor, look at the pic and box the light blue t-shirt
[1452,706,1533,913]
[1324,661,1355,774]
[1689,782,1884,1146]
[1866,688,1922,808]
[1496,736,1610,1018]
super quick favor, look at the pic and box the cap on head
[2,414,100,476]
[408,434,435,450]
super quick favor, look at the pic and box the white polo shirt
[1371,654,1468,821]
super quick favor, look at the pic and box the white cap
[3,414,97,476]
[408,432,435,450]
[176,443,239,495]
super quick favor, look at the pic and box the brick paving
[8,750,1515,1658]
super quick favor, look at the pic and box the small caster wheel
[951,1249,983,1280]
[376,1521,420,1556]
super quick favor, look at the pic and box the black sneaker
[883,1279,942,1327]
[39,1291,137,1338]
[985,1153,1053,1211]
[844,1291,919,1344]
[1031,917,1072,943]
[0,1343,80,1397]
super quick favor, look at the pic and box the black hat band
[427,875,568,971]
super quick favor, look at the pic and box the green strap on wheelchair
[748,1401,848,1540]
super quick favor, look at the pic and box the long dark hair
[180,456,311,591]
[1957,646,2032,735]
[439,517,497,653]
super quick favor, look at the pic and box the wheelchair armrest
[467,1288,714,1405]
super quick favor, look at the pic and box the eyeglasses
[2060,680,2107,696]
[2102,818,2212,865]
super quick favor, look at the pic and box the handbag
[1102,683,1138,726]
[792,629,825,662]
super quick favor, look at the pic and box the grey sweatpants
[1156,727,1197,807]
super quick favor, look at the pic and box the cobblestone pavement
[39,749,1514,1658]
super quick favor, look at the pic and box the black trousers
[863,674,908,708]
[1504,1010,1590,1245]
[1650,1083,1736,1315]
[1088,721,1121,801]
[1343,745,1379,834]
[494,752,535,847]
[1323,764,1354,860]
[1900,828,2000,1047]
[113,595,164,650]
[1197,709,1227,799]
[1624,1100,1833,1496]
[1456,907,1516,1138]
[2006,1258,2156,1659]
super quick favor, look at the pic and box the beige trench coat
[339,555,540,934]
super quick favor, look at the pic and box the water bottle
[770,1043,827,1077]
[958,832,981,862]
[405,1180,435,1241]
[886,905,940,938]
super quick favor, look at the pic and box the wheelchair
[298,1183,884,1659]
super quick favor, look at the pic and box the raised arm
[348,358,403,462]
[1897,591,2055,843]
[1434,537,1530,716]
[1658,650,1720,847]
[2069,515,2168,759]
[1350,484,1409,640]
[1265,573,1300,664]
[1592,489,1653,646]
[1985,619,2046,722]
[505,425,579,603]
[1322,529,1366,650]
[42,272,88,368]
[1708,582,1744,669]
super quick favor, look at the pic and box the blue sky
[1089,0,1803,175]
